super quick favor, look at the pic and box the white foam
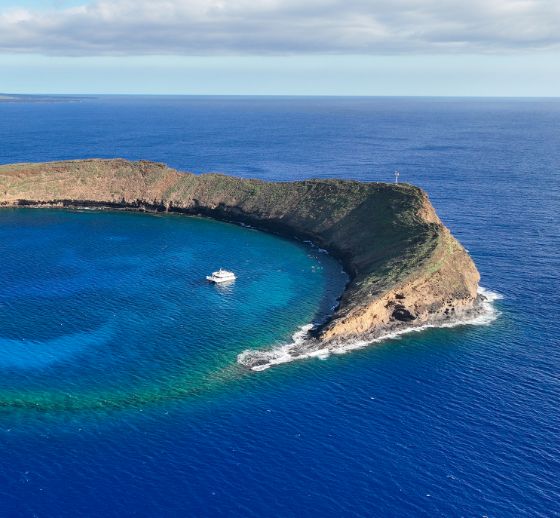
[237,287,502,371]
[478,286,503,302]
[238,324,314,372]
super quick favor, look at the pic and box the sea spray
[237,287,503,371]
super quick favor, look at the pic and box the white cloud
[0,0,558,55]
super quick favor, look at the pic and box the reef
[0,159,482,369]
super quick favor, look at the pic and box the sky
[0,0,558,96]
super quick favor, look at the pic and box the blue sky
[0,0,558,96]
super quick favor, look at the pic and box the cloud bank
[0,0,558,56]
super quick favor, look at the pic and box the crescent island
[0,159,483,369]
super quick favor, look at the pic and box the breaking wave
[237,287,502,371]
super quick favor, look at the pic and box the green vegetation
[0,159,480,342]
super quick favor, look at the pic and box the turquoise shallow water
[0,96,558,517]
[0,208,346,411]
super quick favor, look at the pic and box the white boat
[206,268,236,283]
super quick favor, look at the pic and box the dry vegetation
[0,159,480,342]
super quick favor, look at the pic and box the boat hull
[206,275,236,283]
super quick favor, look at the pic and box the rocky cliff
[0,159,482,366]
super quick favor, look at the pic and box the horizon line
[2,92,560,100]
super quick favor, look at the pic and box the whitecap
[237,287,502,371]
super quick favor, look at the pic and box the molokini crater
[0,158,488,376]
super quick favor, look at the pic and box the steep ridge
[0,159,482,367]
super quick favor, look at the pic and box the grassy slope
[0,159,479,340]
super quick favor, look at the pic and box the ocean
[0,96,558,517]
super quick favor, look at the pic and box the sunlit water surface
[0,96,558,517]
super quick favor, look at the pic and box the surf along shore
[0,159,484,370]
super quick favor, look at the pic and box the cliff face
[0,159,480,346]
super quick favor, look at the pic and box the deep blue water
[0,96,559,517]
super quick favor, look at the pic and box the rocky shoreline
[238,290,494,370]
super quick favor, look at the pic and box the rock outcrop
[0,159,482,363]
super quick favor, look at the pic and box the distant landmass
[0,159,483,369]
[0,94,89,103]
